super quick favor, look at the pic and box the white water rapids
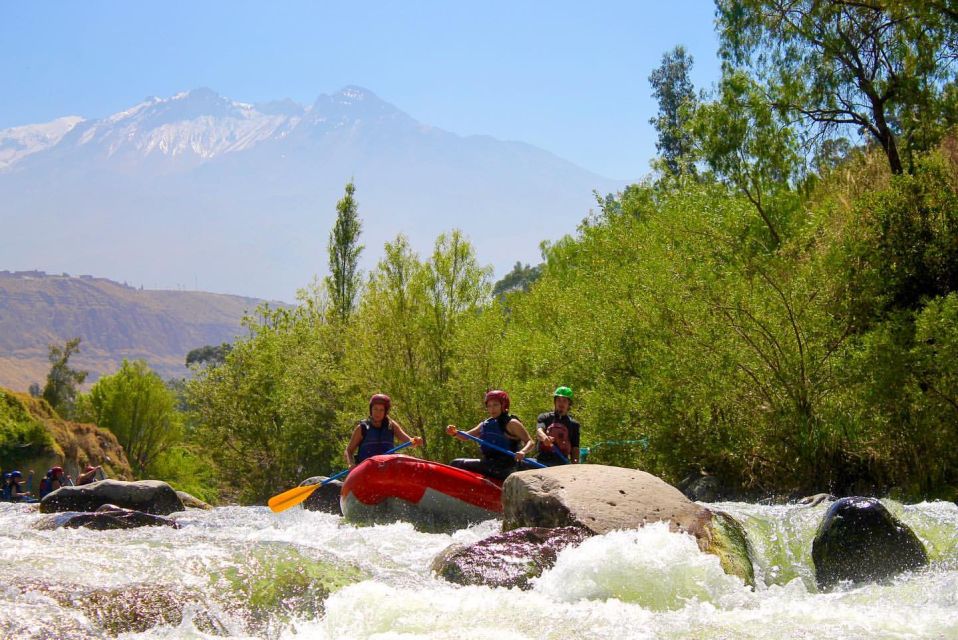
[1,500,957,639]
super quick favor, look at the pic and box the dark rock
[299,475,343,514]
[502,464,754,585]
[812,497,928,590]
[34,504,180,530]
[432,526,590,589]
[799,493,836,507]
[40,479,185,515]
[176,490,213,510]
[678,470,731,502]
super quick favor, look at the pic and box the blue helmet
[2,473,9,479]
[10,470,22,478]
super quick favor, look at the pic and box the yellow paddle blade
[267,483,320,513]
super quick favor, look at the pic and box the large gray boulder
[39,479,185,515]
[502,464,754,585]
[812,497,928,590]
[432,526,590,589]
[298,476,343,514]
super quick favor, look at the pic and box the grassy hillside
[0,271,273,390]
[0,387,132,480]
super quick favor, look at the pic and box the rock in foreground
[298,476,343,514]
[432,526,590,589]
[40,479,184,515]
[35,504,180,531]
[502,464,754,585]
[812,497,928,590]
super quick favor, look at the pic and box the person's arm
[446,422,483,441]
[390,420,423,446]
[535,413,554,446]
[507,419,534,460]
[344,424,364,467]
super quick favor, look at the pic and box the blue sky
[1,1,721,180]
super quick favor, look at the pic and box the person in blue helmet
[445,389,535,481]
[8,470,34,501]
[345,393,422,468]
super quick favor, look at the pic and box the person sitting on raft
[8,470,34,501]
[535,386,581,466]
[445,389,535,481]
[345,393,422,468]
[38,466,71,498]
[1,473,11,501]
[76,465,102,486]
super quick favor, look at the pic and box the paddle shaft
[455,430,547,469]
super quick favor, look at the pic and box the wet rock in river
[298,475,343,514]
[812,496,928,590]
[34,504,180,531]
[39,479,185,515]
[432,526,590,589]
[502,464,755,585]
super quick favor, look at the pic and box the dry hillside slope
[0,271,273,390]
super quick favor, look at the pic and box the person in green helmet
[535,386,581,466]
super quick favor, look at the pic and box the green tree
[716,0,958,174]
[42,337,88,417]
[188,301,345,503]
[186,343,232,368]
[82,359,182,477]
[649,45,698,176]
[690,69,802,248]
[326,181,364,322]
[492,262,542,299]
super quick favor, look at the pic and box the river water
[1,499,956,639]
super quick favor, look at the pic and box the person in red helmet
[76,464,103,486]
[445,389,534,481]
[345,393,422,467]
[39,466,71,497]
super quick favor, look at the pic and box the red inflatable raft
[340,454,503,530]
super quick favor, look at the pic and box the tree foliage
[326,181,364,322]
[649,45,698,176]
[716,0,958,174]
[80,359,182,477]
[42,337,88,418]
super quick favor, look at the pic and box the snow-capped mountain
[0,87,628,302]
[0,115,85,169]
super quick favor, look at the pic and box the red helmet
[484,390,510,412]
[85,466,96,473]
[369,393,391,414]
[51,466,64,477]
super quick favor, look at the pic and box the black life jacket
[479,414,519,461]
[355,418,395,464]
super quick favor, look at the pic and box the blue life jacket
[480,414,519,461]
[355,419,395,464]
[1,481,10,501]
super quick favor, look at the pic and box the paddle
[268,440,415,513]
[453,430,547,469]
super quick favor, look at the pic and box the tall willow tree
[326,181,364,322]
[649,45,698,177]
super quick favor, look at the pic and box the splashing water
[0,500,956,639]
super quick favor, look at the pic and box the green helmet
[553,386,573,401]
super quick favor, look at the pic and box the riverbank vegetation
[181,1,958,503]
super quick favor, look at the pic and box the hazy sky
[1,1,722,180]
